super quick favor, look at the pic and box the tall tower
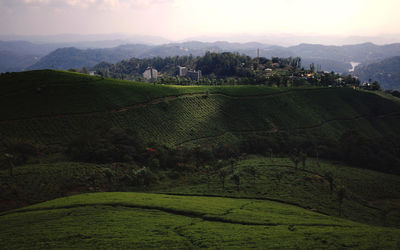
[257,48,260,65]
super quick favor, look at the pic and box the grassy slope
[1,70,400,218]
[154,156,400,227]
[1,70,400,147]
[1,192,399,249]
[0,70,285,120]
[1,156,399,227]
[1,71,400,248]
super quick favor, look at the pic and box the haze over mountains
[2,34,400,89]
[23,41,400,73]
[355,56,400,90]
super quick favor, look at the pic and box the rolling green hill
[1,192,399,249]
[1,70,400,248]
[1,156,399,227]
[1,70,400,172]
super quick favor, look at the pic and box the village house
[178,66,202,81]
[143,67,158,81]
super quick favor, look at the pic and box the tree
[275,171,283,184]
[231,171,241,192]
[218,168,228,190]
[4,153,14,177]
[289,149,301,169]
[215,159,225,170]
[315,145,320,167]
[299,151,307,169]
[310,63,315,72]
[380,208,395,226]
[325,172,334,193]
[229,158,236,174]
[132,167,157,187]
[336,186,346,216]
[81,67,89,74]
[246,165,257,184]
[267,148,273,162]
[2,139,38,174]
[203,165,214,189]
[371,81,381,91]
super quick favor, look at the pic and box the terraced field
[1,70,400,148]
[1,157,400,227]
[1,70,400,248]
[154,156,400,227]
[1,192,399,249]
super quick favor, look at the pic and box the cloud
[1,0,174,10]
[23,0,50,3]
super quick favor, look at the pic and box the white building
[177,66,202,81]
[178,66,188,76]
[143,67,158,81]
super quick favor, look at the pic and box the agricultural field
[1,156,400,228]
[1,70,400,248]
[153,156,400,227]
[1,192,399,249]
[1,70,400,148]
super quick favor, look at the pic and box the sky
[0,0,399,42]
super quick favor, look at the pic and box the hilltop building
[186,70,202,81]
[178,66,202,81]
[178,66,188,76]
[143,67,158,81]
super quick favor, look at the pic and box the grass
[0,162,138,211]
[1,70,400,148]
[0,70,289,120]
[1,70,400,248]
[152,156,400,227]
[1,156,399,227]
[0,192,399,249]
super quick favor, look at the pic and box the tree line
[89,52,364,88]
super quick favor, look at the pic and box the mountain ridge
[24,42,400,74]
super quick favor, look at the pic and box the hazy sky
[0,0,399,41]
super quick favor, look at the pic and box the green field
[1,70,400,248]
[1,192,399,249]
[154,156,400,227]
[1,156,399,227]
[1,70,400,148]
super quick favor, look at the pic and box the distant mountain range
[0,33,170,46]
[2,40,400,89]
[26,41,400,73]
[0,51,39,72]
[354,56,400,90]
[27,45,153,70]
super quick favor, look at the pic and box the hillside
[0,41,53,72]
[287,43,400,63]
[354,56,400,90]
[1,192,399,249]
[1,70,400,248]
[1,156,400,226]
[0,51,39,72]
[0,40,57,57]
[1,70,400,173]
[27,45,153,70]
